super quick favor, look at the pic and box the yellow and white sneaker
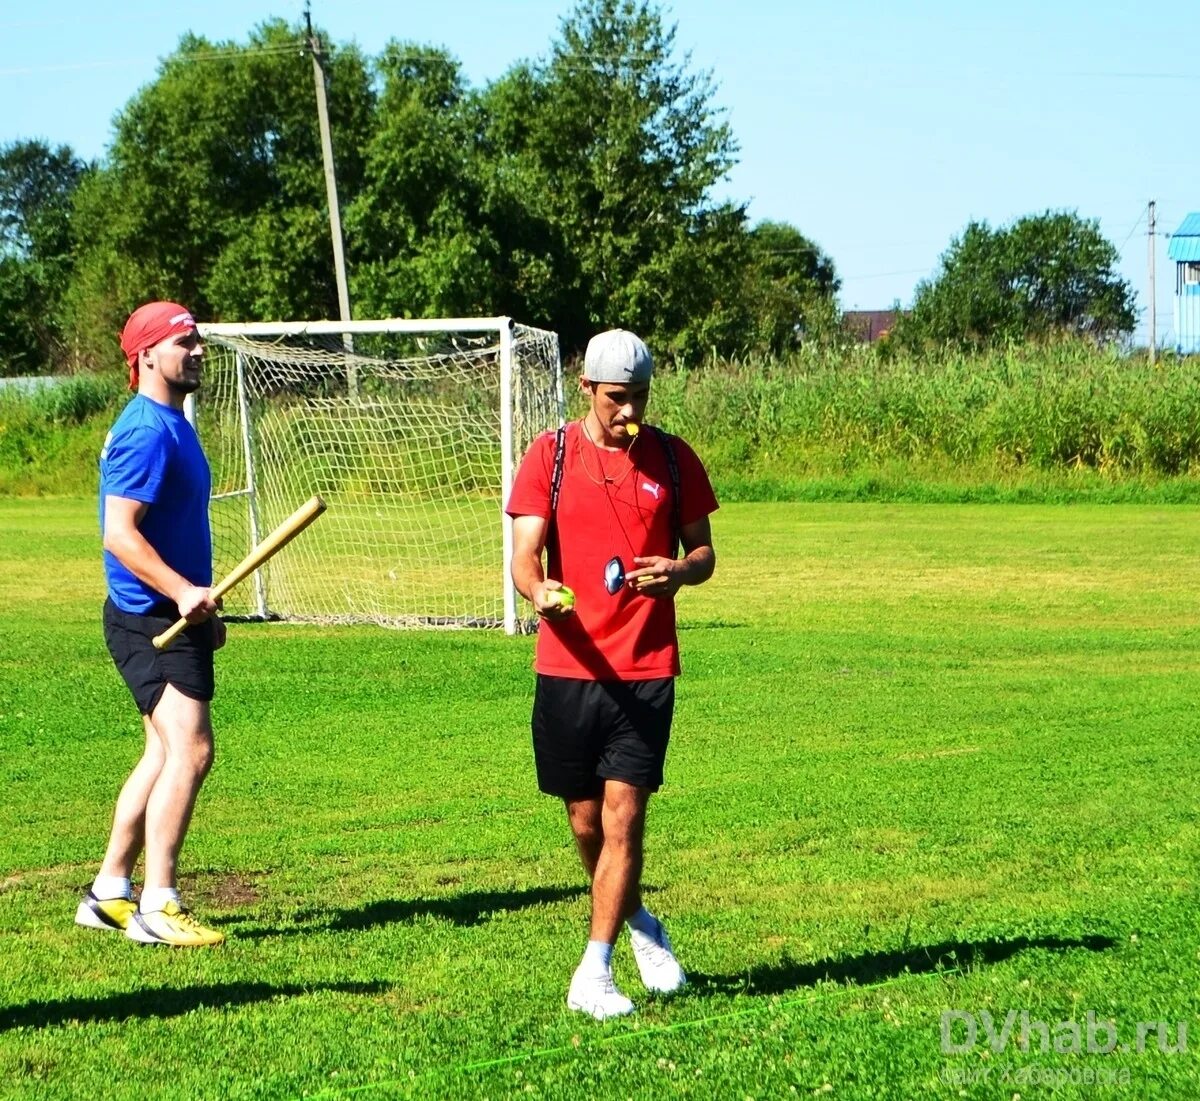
[125,900,225,947]
[75,891,137,933]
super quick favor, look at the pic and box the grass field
[1,497,1198,1099]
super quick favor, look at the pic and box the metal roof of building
[1168,212,1200,260]
[1170,238,1200,262]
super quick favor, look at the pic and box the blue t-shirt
[99,394,213,613]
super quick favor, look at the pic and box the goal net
[192,317,563,634]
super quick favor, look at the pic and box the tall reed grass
[643,342,1200,501]
[0,374,124,495]
[5,343,1200,501]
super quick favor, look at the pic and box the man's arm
[627,514,716,597]
[103,495,220,623]
[511,514,574,620]
[677,514,717,585]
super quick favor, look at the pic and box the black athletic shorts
[531,674,675,799]
[102,597,216,716]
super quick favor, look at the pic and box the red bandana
[119,301,196,390]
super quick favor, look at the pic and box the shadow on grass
[691,933,1118,996]
[0,981,387,1032]
[228,884,587,940]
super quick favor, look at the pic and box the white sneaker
[567,968,635,1020]
[630,917,687,993]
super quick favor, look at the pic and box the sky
[2,0,1194,346]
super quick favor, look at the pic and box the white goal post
[190,317,563,635]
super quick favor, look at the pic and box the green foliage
[0,377,123,493]
[28,374,124,425]
[7,4,841,369]
[345,44,499,319]
[644,341,1200,499]
[739,220,842,355]
[65,20,375,365]
[0,141,90,374]
[5,11,1152,374]
[897,211,1136,350]
[476,0,749,357]
[0,258,45,377]
[9,343,1200,501]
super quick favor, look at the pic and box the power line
[0,41,476,79]
[0,42,309,78]
[840,267,934,284]
[1065,71,1200,81]
[1116,210,1145,252]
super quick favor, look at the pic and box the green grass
[1,497,1198,1098]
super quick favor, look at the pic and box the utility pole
[1148,199,1157,365]
[305,2,351,330]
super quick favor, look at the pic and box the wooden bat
[153,495,328,650]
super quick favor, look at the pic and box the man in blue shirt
[76,301,226,947]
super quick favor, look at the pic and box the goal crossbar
[200,317,517,338]
[192,316,562,635]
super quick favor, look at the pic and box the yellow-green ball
[547,585,575,609]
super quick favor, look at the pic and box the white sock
[139,886,181,913]
[626,906,658,936]
[92,875,132,901]
[579,940,614,975]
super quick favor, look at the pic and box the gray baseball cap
[583,329,653,384]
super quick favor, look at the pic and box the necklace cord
[574,420,644,558]
[578,417,639,488]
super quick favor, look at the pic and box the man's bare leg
[77,716,166,932]
[565,781,685,999]
[565,791,646,923]
[123,685,224,946]
[142,684,214,891]
[97,715,166,881]
[564,781,650,1019]
[588,781,648,942]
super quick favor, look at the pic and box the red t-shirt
[506,421,719,680]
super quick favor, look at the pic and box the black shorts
[532,674,675,799]
[103,598,216,716]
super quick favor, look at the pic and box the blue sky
[2,0,1193,344]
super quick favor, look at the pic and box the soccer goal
[192,317,563,634]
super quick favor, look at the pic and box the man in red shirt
[507,329,718,1020]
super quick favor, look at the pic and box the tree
[898,210,1136,350]
[345,44,500,319]
[476,0,745,359]
[0,141,89,374]
[31,6,836,368]
[65,20,374,365]
[741,221,840,354]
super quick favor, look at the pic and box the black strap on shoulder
[550,424,567,515]
[649,425,682,558]
[548,424,567,550]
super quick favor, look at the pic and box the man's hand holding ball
[536,581,576,619]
